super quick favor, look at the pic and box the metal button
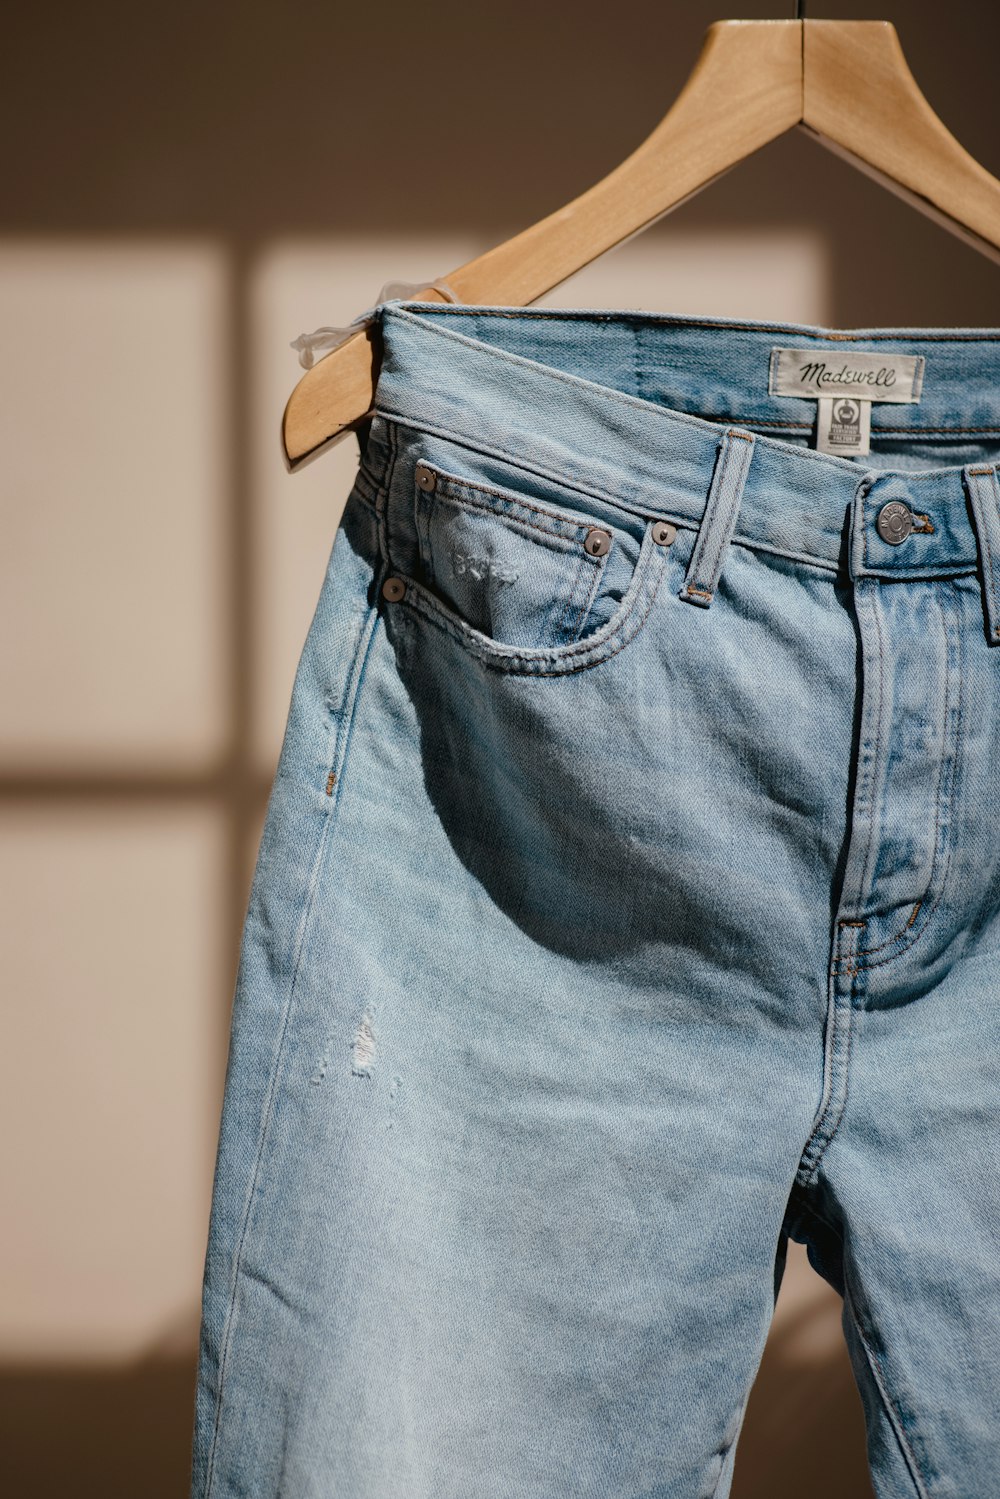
[381,576,406,601]
[415,463,436,492]
[584,527,612,556]
[652,521,677,546]
[876,499,914,545]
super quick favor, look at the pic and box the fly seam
[856,585,888,906]
[851,588,964,968]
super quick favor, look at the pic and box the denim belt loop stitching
[679,427,757,609]
[962,461,1000,645]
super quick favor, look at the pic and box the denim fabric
[190,301,1000,1499]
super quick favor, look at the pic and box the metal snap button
[415,463,436,493]
[584,527,612,556]
[652,521,677,546]
[381,576,406,601]
[876,499,914,545]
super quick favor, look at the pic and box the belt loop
[963,462,1000,644]
[679,427,757,608]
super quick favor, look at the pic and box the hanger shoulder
[446,20,802,307]
[282,19,803,471]
[802,20,1000,266]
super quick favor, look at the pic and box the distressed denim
[190,301,1000,1499]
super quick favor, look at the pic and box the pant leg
[189,451,859,1499]
[789,570,1000,1499]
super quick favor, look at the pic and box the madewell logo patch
[769,346,925,456]
[769,348,925,403]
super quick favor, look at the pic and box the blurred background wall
[1,1,997,1493]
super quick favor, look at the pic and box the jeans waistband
[371,301,1000,583]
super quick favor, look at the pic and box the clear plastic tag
[290,277,461,369]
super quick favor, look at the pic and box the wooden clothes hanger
[282,8,1000,474]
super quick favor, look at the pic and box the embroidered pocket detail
[391,458,671,675]
[448,548,520,586]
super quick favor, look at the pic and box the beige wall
[2,1,997,1493]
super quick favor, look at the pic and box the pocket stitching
[412,459,640,655]
[422,481,600,561]
[424,464,610,544]
[553,543,602,643]
[395,521,668,675]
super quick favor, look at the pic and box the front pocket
[393,461,673,675]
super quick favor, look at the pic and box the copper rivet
[415,463,436,492]
[585,527,611,556]
[381,576,405,601]
[652,521,677,546]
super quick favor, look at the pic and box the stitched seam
[380,407,856,567]
[686,435,740,595]
[381,415,658,522]
[965,464,995,617]
[325,607,380,800]
[857,584,887,906]
[872,424,1000,434]
[203,539,385,1493]
[386,422,843,578]
[684,430,756,596]
[376,420,402,574]
[698,418,1000,435]
[425,488,593,563]
[790,1198,932,1497]
[843,1280,933,1498]
[699,433,754,585]
[389,302,1000,342]
[797,960,856,1185]
[378,361,949,482]
[416,465,611,645]
[417,486,436,588]
[851,599,964,972]
[204,756,349,1493]
[397,544,663,670]
[554,544,600,642]
[434,488,590,548]
[431,467,602,545]
[393,539,667,676]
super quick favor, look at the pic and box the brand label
[769,347,924,404]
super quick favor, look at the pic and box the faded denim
[190,300,1000,1498]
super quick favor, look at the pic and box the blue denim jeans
[190,301,1000,1498]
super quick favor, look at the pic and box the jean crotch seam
[795,921,860,1190]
